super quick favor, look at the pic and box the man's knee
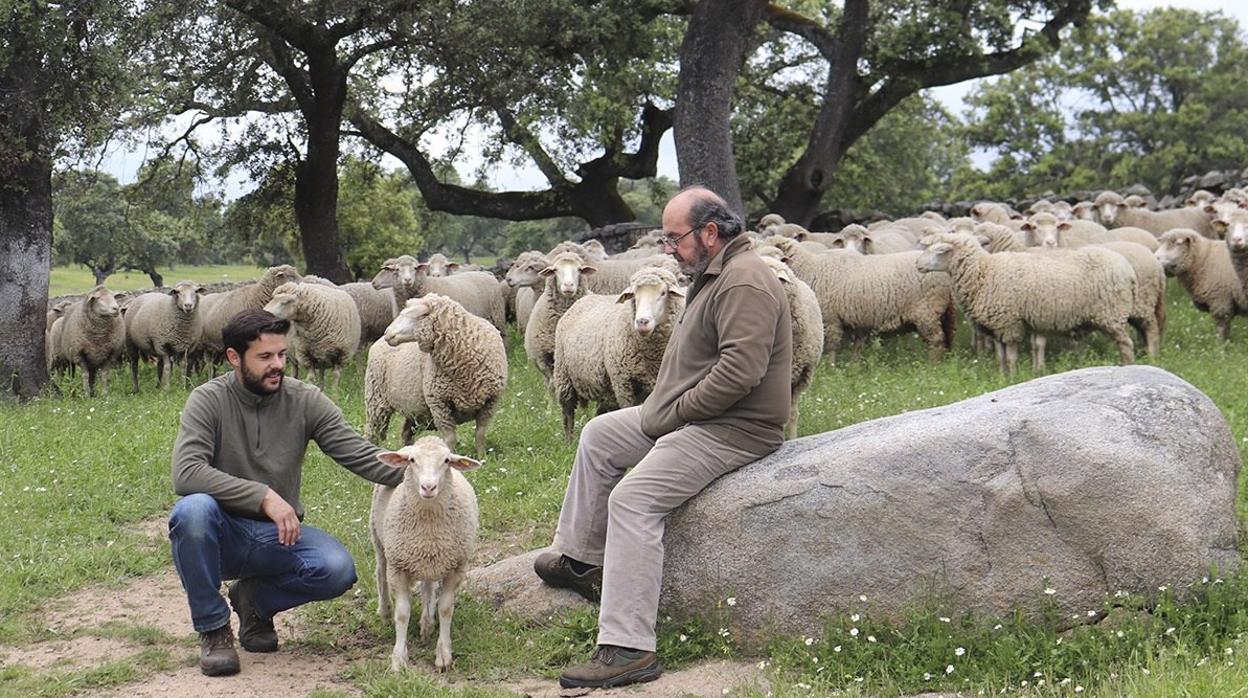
[169,494,222,540]
[607,477,650,519]
[309,546,358,598]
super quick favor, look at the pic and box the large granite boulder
[659,366,1240,644]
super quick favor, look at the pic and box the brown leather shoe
[199,624,241,676]
[559,644,662,688]
[228,579,278,653]
[533,552,602,603]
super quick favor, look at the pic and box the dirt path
[0,520,770,698]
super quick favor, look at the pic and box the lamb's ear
[775,273,792,285]
[404,298,432,318]
[794,231,809,241]
[829,237,845,249]
[974,235,991,247]
[415,262,429,273]
[167,287,180,297]
[580,264,598,275]
[930,242,954,254]
[616,288,635,304]
[1057,221,1072,231]
[861,235,875,255]
[376,451,409,468]
[539,265,557,277]
[196,286,207,294]
[668,286,685,298]
[447,454,482,472]
[446,262,460,271]
[1020,222,1034,232]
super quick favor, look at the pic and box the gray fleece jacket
[171,372,402,519]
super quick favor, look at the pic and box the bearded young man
[168,310,403,676]
[535,186,793,689]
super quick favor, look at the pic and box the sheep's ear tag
[376,452,409,468]
[448,455,482,472]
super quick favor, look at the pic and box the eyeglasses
[661,224,703,249]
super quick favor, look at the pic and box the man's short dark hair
[684,186,745,240]
[222,310,290,357]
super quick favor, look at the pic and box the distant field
[50,264,267,297]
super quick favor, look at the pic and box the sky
[99,0,1248,200]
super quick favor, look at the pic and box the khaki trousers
[551,406,775,652]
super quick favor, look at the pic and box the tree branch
[343,36,404,70]
[261,30,314,111]
[224,0,324,51]
[493,105,569,187]
[765,3,837,61]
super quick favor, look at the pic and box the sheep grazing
[770,237,955,365]
[370,436,481,672]
[371,255,507,337]
[552,266,685,440]
[524,252,596,383]
[123,280,205,392]
[759,256,823,440]
[199,265,303,360]
[917,232,1136,375]
[1095,191,1215,238]
[369,294,507,454]
[1155,227,1248,339]
[58,286,127,396]
[263,282,362,390]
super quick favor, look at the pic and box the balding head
[661,186,744,280]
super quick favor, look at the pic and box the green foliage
[52,171,129,283]
[958,8,1248,200]
[221,165,302,267]
[337,157,423,279]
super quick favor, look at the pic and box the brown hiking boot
[228,579,278,653]
[559,644,662,688]
[533,552,602,603]
[199,624,241,676]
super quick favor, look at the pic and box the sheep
[919,211,947,222]
[285,274,398,345]
[820,224,913,254]
[1072,201,1097,221]
[370,436,481,672]
[1095,191,1215,238]
[503,250,549,335]
[1123,194,1150,210]
[371,255,506,336]
[58,285,126,396]
[524,252,596,383]
[880,217,948,241]
[972,222,1028,253]
[759,256,823,440]
[1186,190,1217,208]
[917,232,1136,374]
[758,213,786,234]
[199,265,303,359]
[970,202,1027,232]
[770,237,955,365]
[580,239,609,261]
[1051,200,1074,220]
[1205,197,1246,238]
[123,280,205,392]
[263,281,362,390]
[424,253,487,276]
[1217,209,1248,309]
[1155,228,1248,340]
[45,300,74,373]
[552,266,685,440]
[368,294,508,454]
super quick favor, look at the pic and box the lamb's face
[833,229,866,253]
[86,287,121,318]
[504,253,547,289]
[947,218,976,234]
[541,253,594,297]
[617,273,683,337]
[1072,202,1097,221]
[1095,193,1124,225]
[383,298,425,347]
[581,240,608,261]
[262,290,301,322]
[267,265,302,287]
[1187,191,1216,208]
[425,254,459,277]
[1224,212,1248,252]
[1205,200,1241,238]
[916,242,954,273]
[1021,214,1064,249]
[169,281,204,313]
[1154,232,1196,275]
[1124,195,1148,209]
[376,436,481,500]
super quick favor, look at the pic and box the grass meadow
[49,264,269,297]
[5,279,1248,696]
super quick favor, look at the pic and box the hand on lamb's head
[376,436,482,499]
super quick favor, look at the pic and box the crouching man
[535,186,793,688]
[169,310,404,676]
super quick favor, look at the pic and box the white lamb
[368,294,508,454]
[58,285,126,396]
[1096,191,1215,238]
[1156,228,1248,339]
[263,281,362,390]
[552,266,685,440]
[917,232,1136,374]
[524,252,596,383]
[372,255,506,336]
[370,436,481,672]
[123,280,205,392]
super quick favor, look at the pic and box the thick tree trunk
[0,147,54,400]
[295,103,350,283]
[147,269,164,287]
[93,267,110,286]
[673,0,766,214]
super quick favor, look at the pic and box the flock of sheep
[39,184,1248,670]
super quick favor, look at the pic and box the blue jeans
[169,493,358,633]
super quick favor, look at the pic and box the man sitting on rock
[535,186,793,689]
[168,310,404,676]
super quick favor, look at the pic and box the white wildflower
[726,597,737,606]
[946,665,955,674]
[1044,587,1056,595]
[955,647,965,656]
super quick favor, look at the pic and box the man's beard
[677,237,713,281]
[241,363,283,395]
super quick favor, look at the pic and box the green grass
[4,279,1248,696]
[49,264,268,296]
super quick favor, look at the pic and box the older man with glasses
[535,185,793,689]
